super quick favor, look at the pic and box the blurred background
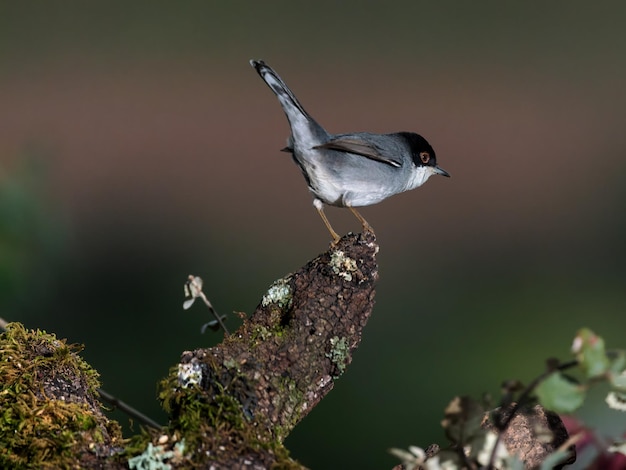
[1,2,625,468]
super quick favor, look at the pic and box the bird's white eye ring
[419,152,430,164]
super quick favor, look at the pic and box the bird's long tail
[250,60,310,118]
[250,60,327,149]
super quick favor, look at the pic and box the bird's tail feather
[250,60,310,119]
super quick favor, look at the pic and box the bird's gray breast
[295,142,409,207]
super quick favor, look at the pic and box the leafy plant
[390,329,626,469]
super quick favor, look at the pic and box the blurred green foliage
[0,155,66,314]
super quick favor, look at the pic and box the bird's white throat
[406,166,436,191]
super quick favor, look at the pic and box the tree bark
[161,231,379,468]
[0,232,379,469]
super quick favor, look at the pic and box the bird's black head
[398,132,450,177]
[397,132,436,166]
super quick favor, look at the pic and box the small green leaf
[610,371,626,392]
[572,328,610,378]
[539,448,574,469]
[441,396,487,444]
[536,372,585,413]
[609,350,626,376]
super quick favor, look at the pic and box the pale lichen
[128,439,186,470]
[329,250,358,282]
[177,362,203,389]
[261,277,293,309]
[325,336,349,377]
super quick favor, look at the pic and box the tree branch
[160,231,379,468]
[0,232,379,469]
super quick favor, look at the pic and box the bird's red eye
[419,152,430,164]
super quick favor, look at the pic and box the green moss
[156,359,301,468]
[250,325,273,344]
[123,428,160,461]
[272,376,306,442]
[0,322,122,469]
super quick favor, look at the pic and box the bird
[250,59,449,243]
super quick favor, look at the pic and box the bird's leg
[314,199,341,244]
[316,207,341,244]
[348,206,375,234]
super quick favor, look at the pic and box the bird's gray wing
[313,137,402,168]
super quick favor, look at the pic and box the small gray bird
[250,59,449,242]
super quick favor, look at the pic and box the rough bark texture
[392,397,574,469]
[208,230,378,433]
[482,404,576,469]
[161,231,379,468]
[0,232,379,469]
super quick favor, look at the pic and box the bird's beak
[434,166,450,177]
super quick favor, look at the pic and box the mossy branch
[159,231,378,468]
[0,232,379,469]
[0,323,123,469]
